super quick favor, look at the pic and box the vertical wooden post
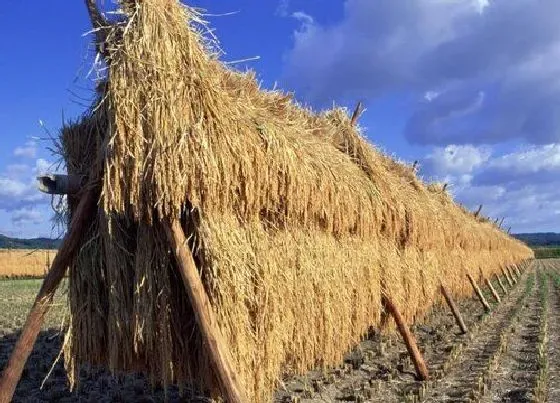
[467,274,491,312]
[0,188,97,403]
[440,285,468,334]
[165,219,246,403]
[381,295,429,381]
[513,265,521,277]
[502,267,513,287]
[496,275,507,295]
[485,279,501,303]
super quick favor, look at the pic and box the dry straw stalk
[54,0,535,401]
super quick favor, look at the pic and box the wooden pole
[485,279,501,303]
[474,204,483,218]
[164,219,246,403]
[496,275,507,295]
[513,265,521,277]
[37,174,85,195]
[350,101,364,126]
[381,294,429,381]
[507,267,517,284]
[440,285,468,334]
[467,274,491,313]
[502,267,513,287]
[0,188,97,403]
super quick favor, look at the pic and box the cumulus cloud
[420,143,560,232]
[474,144,560,188]
[11,208,44,227]
[0,151,52,212]
[421,144,491,179]
[13,141,37,159]
[284,0,560,145]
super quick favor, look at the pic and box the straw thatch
[59,0,533,401]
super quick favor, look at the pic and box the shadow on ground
[0,329,206,403]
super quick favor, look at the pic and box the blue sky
[1,0,559,237]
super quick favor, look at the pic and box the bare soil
[2,260,560,402]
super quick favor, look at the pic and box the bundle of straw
[59,1,533,400]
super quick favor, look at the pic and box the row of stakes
[384,259,531,383]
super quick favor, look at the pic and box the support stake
[0,187,97,403]
[381,295,429,381]
[440,285,468,334]
[164,219,246,403]
[507,267,517,284]
[496,275,507,295]
[467,274,491,312]
[485,279,501,303]
[502,267,513,287]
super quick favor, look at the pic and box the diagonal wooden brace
[164,219,246,403]
[502,267,513,287]
[0,187,97,403]
[381,294,429,381]
[467,274,491,313]
[496,275,507,295]
[485,278,501,304]
[440,284,468,334]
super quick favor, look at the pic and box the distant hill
[0,234,61,250]
[0,232,557,250]
[513,232,560,247]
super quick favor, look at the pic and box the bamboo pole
[467,274,491,312]
[440,285,468,334]
[381,294,429,381]
[0,187,97,403]
[496,275,507,295]
[164,219,246,403]
[502,267,513,287]
[485,279,501,303]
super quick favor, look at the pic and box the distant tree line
[0,234,61,250]
[513,232,560,247]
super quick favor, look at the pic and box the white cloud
[292,11,314,26]
[0,145,53,212]
[13,141,37,159]
[34,158,53,176]
[474,0,490,14]
[275,0,289,17]
[0,178,29,198]
[422,143,560,232]
[284,0,560,145]
[487,144,560,172]
[422,144,491,177]
[424,90,441,102]
[11,208,44,227]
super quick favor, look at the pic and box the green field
[533,247,560,259]
[0,279,66,335]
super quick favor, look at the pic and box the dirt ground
[1,260,559,402]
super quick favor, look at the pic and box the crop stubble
[4,260,560,401]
